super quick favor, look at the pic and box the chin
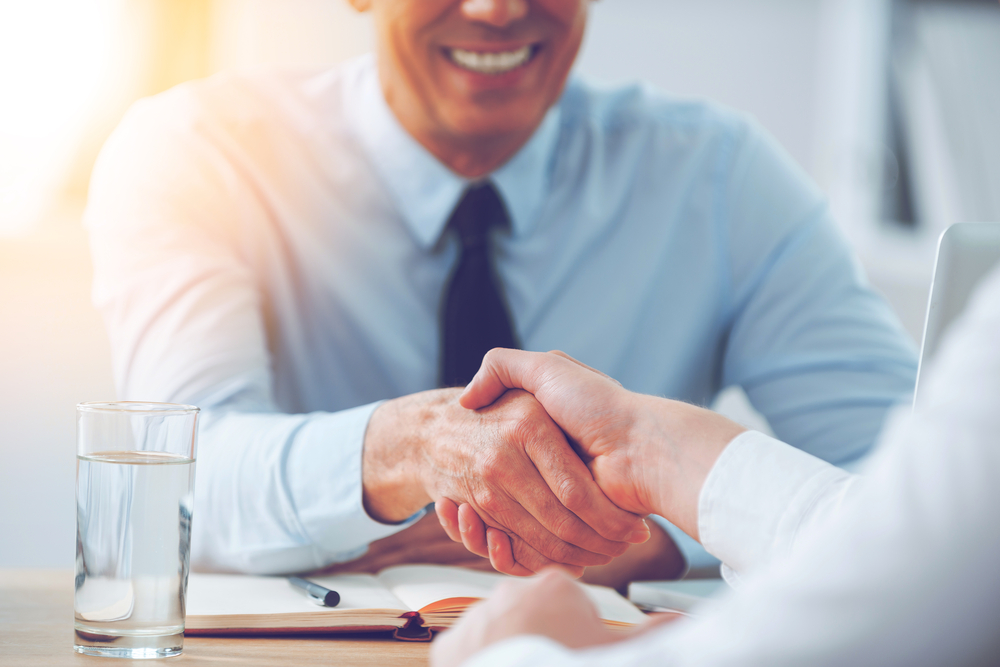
[441,105,548,143]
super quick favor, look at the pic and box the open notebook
[185,565,647,640]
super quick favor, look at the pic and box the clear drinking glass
[74,402,199,659]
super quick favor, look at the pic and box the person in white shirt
[431,263,1000,667]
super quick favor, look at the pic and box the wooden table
[0,571,430,666]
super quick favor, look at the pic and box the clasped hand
[362,383,650,576]
[435,349,745,574]
[423,388,653,575]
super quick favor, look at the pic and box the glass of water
[74,402,199,659]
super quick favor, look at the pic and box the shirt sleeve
[84,90,420,575]
[697,431,856,582]
[721,120,918,467]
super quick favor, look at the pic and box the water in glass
[75,450,195,659]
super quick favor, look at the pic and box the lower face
[374,0,589,145]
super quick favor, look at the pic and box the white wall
[0,0,935,568]
[580,0,826,181]
[0,220,116,568]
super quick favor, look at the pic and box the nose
[460,0,529,27]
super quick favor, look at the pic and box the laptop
[914,222,1000,404]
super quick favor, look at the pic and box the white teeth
[448,46,533,75]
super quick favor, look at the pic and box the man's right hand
[361,387,650,576]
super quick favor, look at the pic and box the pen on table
[288,576,341,607]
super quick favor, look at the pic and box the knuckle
[483,347,504,365]
[511,543,548,572]
[507,407,534,435]
[545,538,579,565]
[546,510,582,545]
[554,476,589,515]
[476,449,512,482]
[509,411,547,448]
[478,454,501,479]
[476,488,504,516]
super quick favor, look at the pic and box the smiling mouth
[445,45,538,75]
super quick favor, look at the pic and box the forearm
[625,394,745,540]
[191,403,422,574]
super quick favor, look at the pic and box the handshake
[362,349,746,578]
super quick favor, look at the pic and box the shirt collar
[347,54,561,249]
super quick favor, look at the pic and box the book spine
[392,611,433,642]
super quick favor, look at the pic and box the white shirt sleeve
[85,92,420,575]
[697,430,857,585]
[461,265,1000,667]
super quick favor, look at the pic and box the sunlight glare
[0,0,114,234]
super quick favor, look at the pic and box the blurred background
[2,0,998,568]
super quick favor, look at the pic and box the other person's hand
[430,567,682,667]
[362,387,650,577]
[446,349,746,570]
[430,568,616,667]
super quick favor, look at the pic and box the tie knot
[448,183,510,250]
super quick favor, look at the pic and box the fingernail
[458,512,469,534]
[627,520,651,543]
[487,531,498,552]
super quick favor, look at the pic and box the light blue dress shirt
[85,55,917,575]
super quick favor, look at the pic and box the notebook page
[377,565,502,611]
[186,573,408,616]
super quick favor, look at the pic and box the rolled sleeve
[287,402,426,558]
[192,402,424,574]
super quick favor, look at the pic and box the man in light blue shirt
[85,0,917,582]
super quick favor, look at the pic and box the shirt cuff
[697,430,851,577]
[463,636,576,667]
[286,401,425,561]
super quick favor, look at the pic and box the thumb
[459,348,548,409]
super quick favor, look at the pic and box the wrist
[362,392,445,523]
[628,396,745,539]
[622,394,675,517]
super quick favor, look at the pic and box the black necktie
[440,183,519,387]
